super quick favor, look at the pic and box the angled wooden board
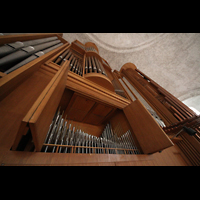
[123,99,174,154]
[28,62,69,151]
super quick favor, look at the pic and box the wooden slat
[0,72,6,78]
[177,140,200,166]
[123,99,174,154]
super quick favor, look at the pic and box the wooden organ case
[0,33,199,166]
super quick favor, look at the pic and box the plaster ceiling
[85,33,166,52]
[63,33,200,112]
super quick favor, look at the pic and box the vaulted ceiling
[63,33,200,112]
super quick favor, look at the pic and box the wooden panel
[1,151,154,166]
[65,92,115,125]
[59,89,74,114]
[92,104,113,117]
[8,70,52,150]
[11,62,69,151]
[28,62,69,151]
[123,99,174,154]
[1,143,190,166]
[64,93,96,122]
[83,113,104,125]
[67,108,88,121]
[71,95,95,112]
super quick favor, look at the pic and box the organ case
[0,33,186,166]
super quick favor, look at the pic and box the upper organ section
[52,39,120,93]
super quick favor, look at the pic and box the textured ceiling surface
[63,33,200,111]
[85,33,165,52]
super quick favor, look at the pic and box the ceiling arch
[85,33,168,53]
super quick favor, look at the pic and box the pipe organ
[0,33,199,166]
[117,63,200,165]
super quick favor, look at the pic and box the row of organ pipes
[52,47,108,77]
[53,48,83,76]
[85,56,107,76]
[118,76,167,128]
[85,46,98,53]
[74,41,85,50]
[0,36,63,74]
[42,108,140,154]
[74,41,98,53]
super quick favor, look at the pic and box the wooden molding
[66,71,131,109]
[84,72,115,92]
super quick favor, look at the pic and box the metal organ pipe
[42,111,140,154]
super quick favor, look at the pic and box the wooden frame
[12,62,69,151]
[124,100,174,154]
[66,71,131,109]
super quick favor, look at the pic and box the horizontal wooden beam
[66,71,131,109]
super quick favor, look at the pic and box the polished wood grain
[1,70,52,151]
[64,92,115,125]
[85,73,115,92]
[0,144,190,166]
[66,71,131,109]
[0,34,197,166]
[29,62,69,151]
[123,99,174,154]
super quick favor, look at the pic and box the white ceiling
[63,33,200,112]
[85,33,165,52]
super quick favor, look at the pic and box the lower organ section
[42,108,140,154]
